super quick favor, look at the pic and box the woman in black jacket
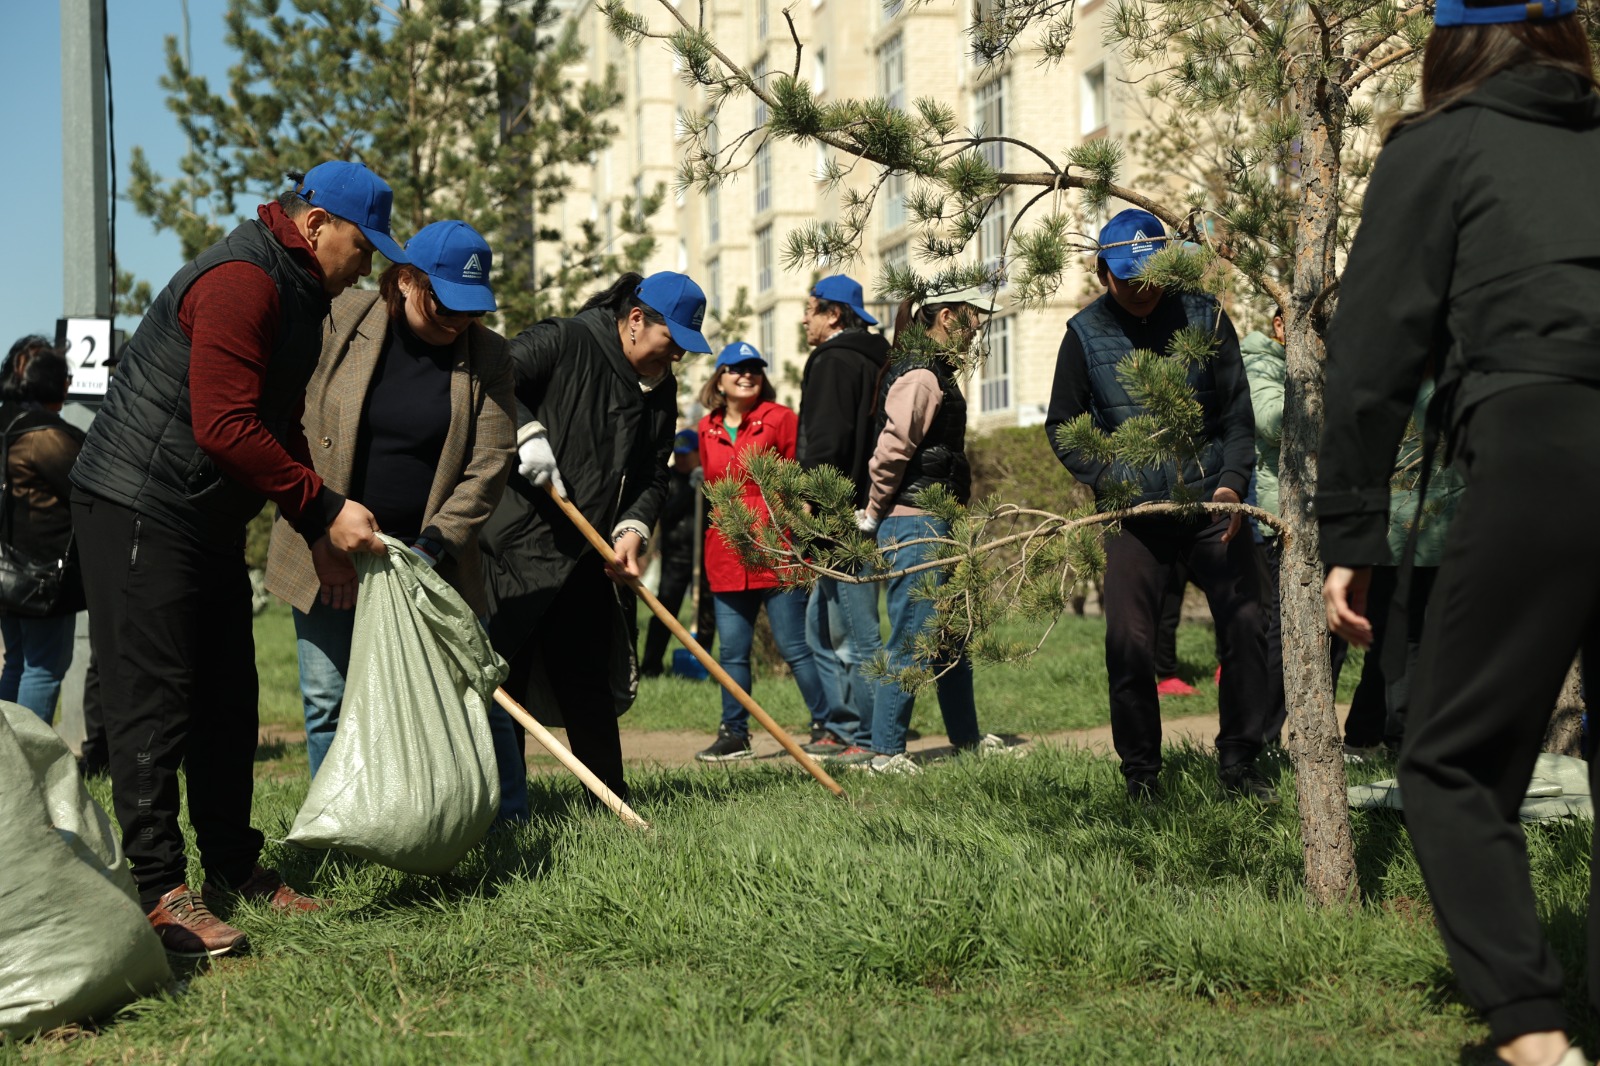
[481,271,710,807]
[0,347,84,723]
[1318,10,1596,1065]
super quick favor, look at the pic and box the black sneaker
[1220,764,1280,804]
[696,726,753,762]
[1126,776,1161,805]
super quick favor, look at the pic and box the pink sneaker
[1156,676,1198,697]
[1214,665,1223,687]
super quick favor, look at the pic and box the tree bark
[1277,65,1359,909]
[1544,659,1584,757]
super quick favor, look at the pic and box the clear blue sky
[1,1,234,340]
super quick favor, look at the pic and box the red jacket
[699,399,798,593]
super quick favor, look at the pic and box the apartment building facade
[539,0,1151,432]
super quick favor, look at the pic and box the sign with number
[57,317,115,399]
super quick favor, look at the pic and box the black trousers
[640,548,693,676]
[73,495,263,910]
[1396,384,1600,1044]
[502,556,629,803]
[1344,565,1438,749]
[1102,515,1268,781]
[1152,563,1187,679]
[77,650,108,775]
[1257,536,1346,745]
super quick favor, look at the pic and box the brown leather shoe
[205,865,323,913]
[147,886,249,957]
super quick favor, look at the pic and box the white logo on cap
[462,253,484,280]
[1131,229,1156,256]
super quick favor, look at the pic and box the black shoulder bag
[0,413,84,617]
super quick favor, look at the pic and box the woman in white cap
[1319,7,1598,1064]
[847,288,1000,772]
[265,220,519,811]
[693,342,830,761]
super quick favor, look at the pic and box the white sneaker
[869,753,921,775]
[972,733,1028,759]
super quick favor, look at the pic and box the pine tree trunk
[1544,659,1584,757]
[1277,70,1359,909]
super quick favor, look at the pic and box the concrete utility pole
[56,0,111,753]
[61,0,111,319]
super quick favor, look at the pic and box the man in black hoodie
[796,275,891,757]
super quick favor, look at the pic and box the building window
[873,240,910,322]
[1081,64,1107,135]
[708,257,722,314]
[974,76,1005,170]
[883,171,906,232]
[978,192,1009,280]
[980,315,1012,414]
[879,34,905,111]
[813,47,827,95]
[708,184,721,245]
[755,139,772,215]
[677,239,689,273]
[759,307,776,359]
[758,0,769,41]
[814,142,831,182]
[757,225,774,292]
[883,0,905,22]
[753,55,769,126]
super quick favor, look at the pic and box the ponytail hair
[580,271,669,327]
[2,346,69,406]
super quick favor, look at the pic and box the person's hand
[311,535,359,610]
[855,508,880,535]
[1324,565,1374,648]
[517,433,567,498]
[328,499,384,555]
[607,530,646,584]
[1212,486,1244,543]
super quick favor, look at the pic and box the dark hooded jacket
[479,306,677,715]
[797,327,891,508]
[1318,64,1600,565]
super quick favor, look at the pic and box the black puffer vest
[1069,291,1229,505]
[71,218,329,544]
[872,353,971,507]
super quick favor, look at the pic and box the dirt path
[261,703,1352,773]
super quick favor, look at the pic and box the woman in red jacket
[694,342,830,761]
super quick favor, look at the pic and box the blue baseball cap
[673,428,700,454]
[1097,209,1169,280]
[714,341,766,370]
[406,221,496,314]
[1436,0,1574,23]
[636,272,711,354]
[297,161,407,264]
[809,274,879,326]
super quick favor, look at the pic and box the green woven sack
[288,536,508,875]
[0,703,171,1038]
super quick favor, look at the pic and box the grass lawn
[255,599,1366,738]
[14,747,1590,1064]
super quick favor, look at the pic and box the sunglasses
[427,287,487,320]
[722,363,765,377]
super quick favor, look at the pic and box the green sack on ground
[288,535,508,875]
[1349,752,1594,822]
[0,702,171,1039]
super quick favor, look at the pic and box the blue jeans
[806,573,885,746]
[293,600,528,822]
[870,514,979,755]
[713,587,830,736]
[0,612,77,724]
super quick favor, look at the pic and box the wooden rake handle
[493,687,651,831]
[543,483,846,797]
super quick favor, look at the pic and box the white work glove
[517,432,567,499]
[855,509,880,535]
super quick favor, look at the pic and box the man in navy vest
[71,162,400,956]
[1044,209,1274,804]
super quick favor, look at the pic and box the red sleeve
[777,406,798,461]
[180,262,328,525]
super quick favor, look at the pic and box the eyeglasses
[427,287,487,320]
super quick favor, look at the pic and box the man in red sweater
[71,161,400,956]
